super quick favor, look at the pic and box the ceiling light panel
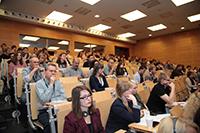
[80,0,101,5]
[147,24,167,31]
[120,10,147,21]
[58,41,69,45]
[89,24,111,31]
[171,0,195,6]
[46,11,72,22]
[84,45,97,48]
[19,43,30,47]
[118,32,136,38]
[74,49,83,52]
[23,36,40,41]
[48,46,60,50]
[187,13,200,22]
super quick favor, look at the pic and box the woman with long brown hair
[63,85,105,133]
[105,80,141,132]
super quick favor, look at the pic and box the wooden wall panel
[131,29,200,66]
[0,18,134,57]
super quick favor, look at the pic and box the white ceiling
[0,0,200,41]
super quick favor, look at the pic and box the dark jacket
[89,75,109,92]
[106,98,140,133]
[63,109,105,133]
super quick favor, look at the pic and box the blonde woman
[158,92,200,133]
[105,80,141,132]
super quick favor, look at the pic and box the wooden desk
[129,114,170,133]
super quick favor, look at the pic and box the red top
[63,108,105,133]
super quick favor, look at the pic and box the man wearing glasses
[36,63,67,133]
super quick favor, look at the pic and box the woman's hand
[127,94,138,105]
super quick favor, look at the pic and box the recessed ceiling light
[120,10,147,21]
[147,24,167,31]
[171,0,195,6]
[58,41,69,45]
[19,43,30,47]
[94,15,100,18]
[89,24,111,31]
[187,13,200,22]
[23,36,40,41]
[181,27,185,30]
[84,45,97,48]
[118,32,136,38]
[46,11,72,22]
[149,34,152,37]
[74,49,83,52]
[48,46,60,50]
[80,0,101,5]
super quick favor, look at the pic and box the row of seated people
[18,60,200,133]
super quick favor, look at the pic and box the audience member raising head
[106,80,141,132]
[63,85,105,133]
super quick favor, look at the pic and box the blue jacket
[106,98,140,133]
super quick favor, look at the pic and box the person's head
[72,85,95,118]
[182,92,200,121]
[44,63,57,80]
[149,65,156,75]
[37,51,46,63]
[92,63,104,76]
[59,53,66,61]
[88,55,95,62]
[108,58,115,68]
[116,80,134,100]
[33,47,38,52]
[30,56,39,68]
[11,45,17,52]
[117,61,125,69]
[158,72,170,85]
[72,58,80,69]
[22,47,28,53]
[187,71,195,78]
[17,47,22,53]
[158,116,199,133]
[138,65,147,75]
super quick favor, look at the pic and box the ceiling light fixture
[80,0,101,5]
[74,49,83,52]
[147,24,167,31]
[118,32,136,38]
[89,24,111,31]
[120,10,147,21]
[22,36,40,41]
[46,11,72,22]
[84,45,97,48]
[181,27,185,30]
[149,34,152,37]
[171,0,195,6]
[19,43,30,47]
[48,46,60,50]
[187,13,200,22]
[94,15,100,18]
[58,41,69,45]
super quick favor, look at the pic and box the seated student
[147,72,176,115]
[56,53,71,68]
[103,57,116,76]
[89,63,109,92]
[133,65,146,84]
[63,85,105,133]
[143,65,157,83]
[115,61,128,77]
[186,71,198,93]
[36,63,66,133]
[158,92,200,133]
[106,80,141,132]
[63,58,85,78]
[170,64,184,79]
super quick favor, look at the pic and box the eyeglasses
[80,94,92,100]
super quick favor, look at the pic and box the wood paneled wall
[131,29,200,67]
[0,18,134,57]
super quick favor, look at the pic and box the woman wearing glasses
[63,85,105,133]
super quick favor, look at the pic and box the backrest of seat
[29,83,39,120]
[56,102,72,133]
[93,90,114,127]
[137,88,150,104]
[16,68,24,97]
[106,78,117,89]
[60,77,82,98]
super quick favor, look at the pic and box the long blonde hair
[116,80,133,112]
